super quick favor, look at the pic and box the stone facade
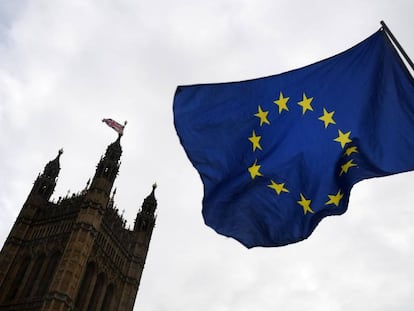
[0,136,157,311]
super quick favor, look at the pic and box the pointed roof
[104,134,122,161]
[141,184,157,215]
[43,149,63,179]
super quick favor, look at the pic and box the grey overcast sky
[1,1,414,310]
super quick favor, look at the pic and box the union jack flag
[102,118,125,135]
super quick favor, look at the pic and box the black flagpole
[380,20,414,72]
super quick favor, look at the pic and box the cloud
[1,1,414,311]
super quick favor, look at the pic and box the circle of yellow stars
[247,90,359,215]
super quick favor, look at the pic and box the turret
[28,149,62,202]
[118,185,157,310]
[89,134,122,198]
[134,184,157,233]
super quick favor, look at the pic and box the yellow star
[297,193,314,215]
[273,92,289,114]
[268,180,289,195]
[340,159,357,176]
[318,108,336,128]
[254,106,270,126]
[345,146,358,156]
[334,130,352,149]
[248,130,262,151]
[248,159,263,179]
[325,189,344,206]
[297,93,314,114]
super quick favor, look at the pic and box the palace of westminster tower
[0,134,157,310]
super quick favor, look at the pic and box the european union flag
[173,29,414,248]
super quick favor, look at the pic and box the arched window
[87,272,105,311]
[36,251,61,297]
[21,253,46,298]
[39,184,45,194]
[100,283,115,311]
[75,262,96,309]
[4,256,31,301]
[103,166,110,177]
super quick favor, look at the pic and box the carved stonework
[0,137,157,311]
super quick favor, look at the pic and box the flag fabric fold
[173,29,414,248]
[102,118,125,135]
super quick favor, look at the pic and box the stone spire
[134,184,157,232]
[89,135,122,197]
[29,149,63,201]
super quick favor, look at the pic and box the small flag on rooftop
[102,118,126,135]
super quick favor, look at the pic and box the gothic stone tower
[0,135,157,311]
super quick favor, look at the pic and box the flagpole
[380,20,414,72]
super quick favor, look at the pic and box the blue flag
[173,29,414,248]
